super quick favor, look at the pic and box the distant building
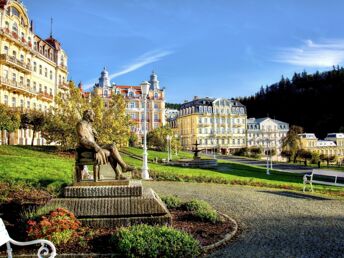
[165,108,179,121]
[247,117,289,155]
[299,133,344,162]
[171,96,247,153]
[93,69,166,137]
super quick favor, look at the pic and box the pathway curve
[144,181,344,258]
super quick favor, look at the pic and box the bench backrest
[312,169,344,178]
[0,218,10,246]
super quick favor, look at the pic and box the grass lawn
[0,145,343,196]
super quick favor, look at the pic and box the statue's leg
[103,144,134,172]
[109,156,127,180]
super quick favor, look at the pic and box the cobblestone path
[144,181,344,258]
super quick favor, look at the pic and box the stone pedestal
[49,181,171,228]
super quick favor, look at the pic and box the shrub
[183,199,219,224]
[161,195,182,209]
[26,207,81,246]
[112,224,201,258]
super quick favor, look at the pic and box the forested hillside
[239,67,344,138]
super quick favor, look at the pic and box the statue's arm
[76,122,101,152]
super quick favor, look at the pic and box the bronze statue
[76,109,133,180]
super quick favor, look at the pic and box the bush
[183,199,219,224]
[112,224,201,258]
[26,207,81,246]
[161,195,182,209]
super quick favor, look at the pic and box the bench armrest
[303,173,312,181]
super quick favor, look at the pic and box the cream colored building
[0,0,69,145]
[93,69,166,138]
[172,97,247,153]
[247,117,289,155]
[299,133,344,162]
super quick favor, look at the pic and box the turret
[149,71,159,90]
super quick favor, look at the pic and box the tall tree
[0,104,21,145]
[282,125,303,163]
[21,109,46,146]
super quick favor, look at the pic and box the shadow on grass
[257,190,331,200]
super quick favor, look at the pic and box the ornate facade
[247,117,289,155]
[172,97,247,153]
[0,0,69,145]
[93,68,166,137]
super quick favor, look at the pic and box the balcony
[58,64,68,73]
[37,91,54,102]
[58,82,69,91]
[0,77,36,96]
[0,28,34,54]
[0,54,32,74]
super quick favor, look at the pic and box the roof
[326,133,344,139]
[248,117,289,125]
[316,140,336,147]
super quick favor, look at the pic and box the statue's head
[83,109,95,122]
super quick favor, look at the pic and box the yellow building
[299,133,344,162]
[0,0,69,145]
[93,69,166,137]
[172,97,247,153]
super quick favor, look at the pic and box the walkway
[144,181,344,258]
[217,155,312,174]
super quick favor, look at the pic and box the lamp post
[174,133,178,156]
[141,81,150,180]
[166,135,170,162]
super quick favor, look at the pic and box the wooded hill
[239,67,344,138]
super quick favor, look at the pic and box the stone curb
[202,212,239,252]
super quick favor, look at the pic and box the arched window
[104,90,108,97]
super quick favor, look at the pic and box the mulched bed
[0,187,237,255]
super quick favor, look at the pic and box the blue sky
[25,0,344,103]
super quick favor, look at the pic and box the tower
[99,67,111,88]
[149,71,159,90]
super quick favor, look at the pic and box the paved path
[144,181,344,258]
[216,155,312,174]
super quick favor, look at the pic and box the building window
[12,22,18,33]
[104,90,108,97]
[50,70,53,80]
[33,82,37,92]
[154,103,158,109]
[20,99,24,108]
[12,73,16,81]
[39,65,42,75]
[12,97,16,107]
[39,84,42,92]
[3,46,8,54]
[50,88,53,96]
[33,62,37,72]
[19,76,23,85]
[26,79,30,87]
[154,114,159,122]
[130,102,135,109]
[4,95,8,105]
[154,92,158,99]
[27,101,30,109]
[44,86,47,93]
[44,68,48,77]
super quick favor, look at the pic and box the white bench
[303,169,344,192]
[0,218,56,258]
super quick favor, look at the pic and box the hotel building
[93,68,166,137]
[172,97,247,153]
[0,0,69,145]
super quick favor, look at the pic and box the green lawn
[1,146,343,197]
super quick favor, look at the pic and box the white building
[247,117,289,154]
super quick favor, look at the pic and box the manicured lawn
[0,145,343,196]
[0,146,73,190]
[124,147,195,160]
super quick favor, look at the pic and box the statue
[76,109,134,180]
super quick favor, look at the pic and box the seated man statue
[76,109,134,180]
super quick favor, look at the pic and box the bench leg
[6,242,13,258]
[303,182,306,192]
[75,165,83,182]
[310,182,314,192]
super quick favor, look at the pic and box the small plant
[161,195,182,209]
[26,207,81,246]
[111,224,201,258]
[183,199,219,224]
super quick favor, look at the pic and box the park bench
[0,218,56,258]
[303,169,344,192]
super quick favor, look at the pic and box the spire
[50,17,53,38]
[149,70,159,90]
[99,67,110,88]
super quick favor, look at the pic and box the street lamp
[141,81,150,180]
[174,133,178,155]
[166,135,170,162]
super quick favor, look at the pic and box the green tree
[21,109,46,146]
[147,126,179,152]
[0,104,21,145]
[297,149,313,166]
[320,154,337,167]
[282,125,303,163]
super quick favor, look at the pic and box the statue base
[48,180,171,228]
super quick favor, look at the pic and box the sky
[24,0,344,103]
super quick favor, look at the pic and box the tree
[297,149,313,166]
[281,150,292,162]
[21,109,46,146]
[43,81,130,149]
[0,104,20,145]
[249,146,263,158]
[282,125,303,163]
[147,126,179,152]
[320,154,337,167]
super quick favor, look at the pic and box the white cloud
[84,49,173,90]
[274,39,344,67]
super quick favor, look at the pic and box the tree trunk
[31,129,36,146]
[7,131,11,145]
